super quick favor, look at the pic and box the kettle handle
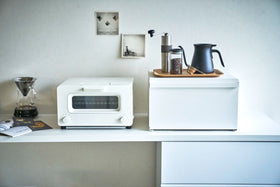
[212,49,225,67]
[178,46,189,67]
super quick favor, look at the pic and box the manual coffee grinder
[148,30,172,73]
[14,77,38,118]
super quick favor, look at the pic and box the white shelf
[0,113,280,143]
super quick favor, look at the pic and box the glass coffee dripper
[14,77,38,118]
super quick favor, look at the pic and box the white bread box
[149,72,239,130]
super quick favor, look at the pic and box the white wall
[0,0,280,186]
[0,0,280,121]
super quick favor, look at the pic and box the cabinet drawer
[161,142,280,184]
[161,185,280,187]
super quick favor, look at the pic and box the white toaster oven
[57,77,133,129]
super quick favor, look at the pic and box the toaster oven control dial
[120,116,130,124]
[61,115,71,124]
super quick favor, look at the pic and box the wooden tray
[153,69,224,77]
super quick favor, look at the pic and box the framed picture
[121,34,146,58]
[96,12,119,35]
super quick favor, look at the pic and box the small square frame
[121,34,146,59]
[96,12,119,35]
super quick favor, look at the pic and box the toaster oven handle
[81,87,105,92]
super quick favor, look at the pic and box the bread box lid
[149,72,238,88]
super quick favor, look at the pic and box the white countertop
[0,113,280,143]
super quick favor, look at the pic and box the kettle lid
[194,43,217,47]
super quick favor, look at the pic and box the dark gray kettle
[191,44,224,74]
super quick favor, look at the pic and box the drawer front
[161,185,280,187]
[161,142,280,184]
[149,87,238,130]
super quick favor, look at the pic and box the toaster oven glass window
[72,96,119,109]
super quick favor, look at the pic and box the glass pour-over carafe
[14,77,38,118]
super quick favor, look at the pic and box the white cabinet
[160,142,280,186]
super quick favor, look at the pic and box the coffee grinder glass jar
[170,48,184,74]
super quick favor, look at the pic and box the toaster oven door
[68,94,121,113]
